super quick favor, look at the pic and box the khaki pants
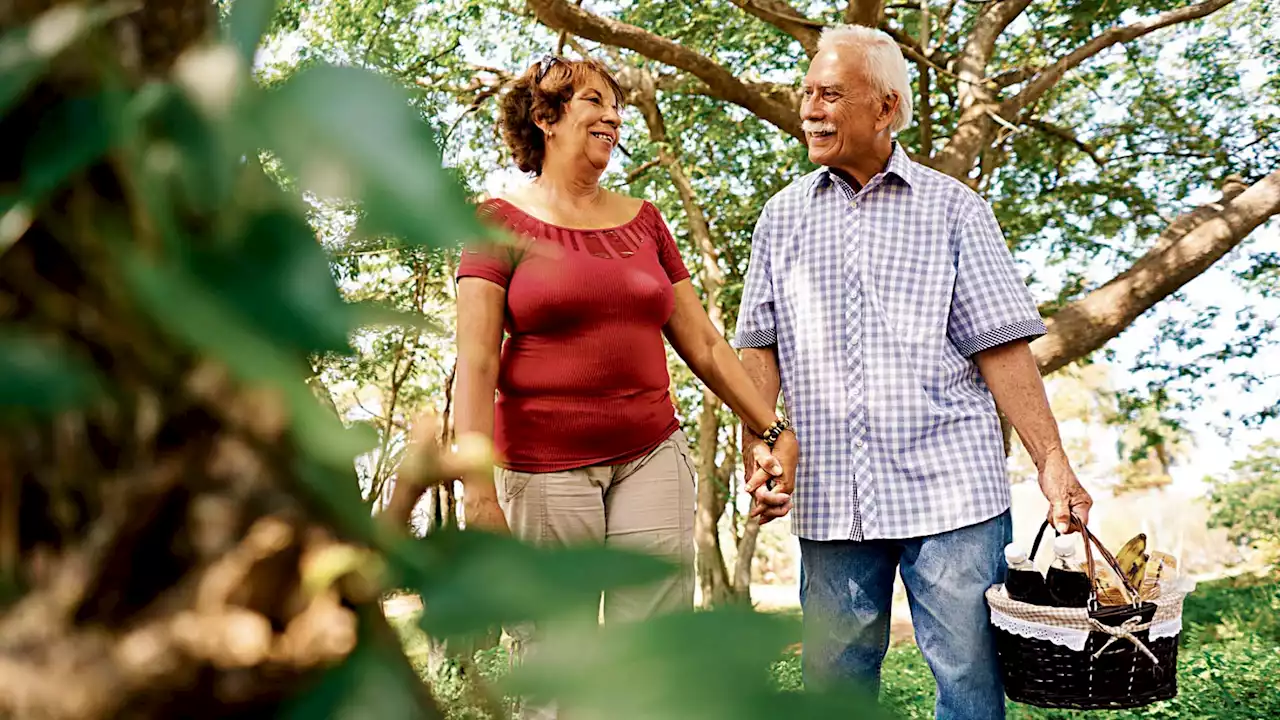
[495,428,697,718]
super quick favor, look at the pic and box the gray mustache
[802,121,837,133]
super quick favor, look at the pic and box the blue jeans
[799,510,1012,720]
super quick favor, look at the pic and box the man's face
[800,49,896,169]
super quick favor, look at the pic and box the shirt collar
[810,141,918,195]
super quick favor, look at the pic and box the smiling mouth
[808,130,836,140]
[590,131,616,147]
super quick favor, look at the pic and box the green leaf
[392,529,677,642]
[253,64,486,250]
[0,4,131,116]
[224,0,280,66]
[502,606,885,720]
[20,92,119,197]
[188,209,356,355]
[128,83,239,220]
[0,330,103,414]
[0,91,121,243]
[120,251,376,469]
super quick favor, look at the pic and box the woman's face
[543,73,622,173]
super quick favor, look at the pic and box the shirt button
[856,440,865,448]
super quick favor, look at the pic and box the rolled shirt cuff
[731,328,778,349]
[954,318,1048,357]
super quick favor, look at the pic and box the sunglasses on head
[535,54,566,83]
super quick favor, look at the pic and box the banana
[1114,533,1149,589]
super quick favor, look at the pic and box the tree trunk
[628,71,746,607]
[437,482,456,530]
[731,517,761,597]
[694,391,734,606]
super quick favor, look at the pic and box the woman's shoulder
[476,193,535,230]
[600,190,662,232]
[603,189,649,215]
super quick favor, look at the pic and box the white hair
[816,25,914,133]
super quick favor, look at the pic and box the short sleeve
[456,201,517,289]
[947,196,1047,357]
[647,204,691,284]
[731,204,777,349]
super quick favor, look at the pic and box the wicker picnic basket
[985,518,1187,710]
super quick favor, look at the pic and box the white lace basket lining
[990,606,1182,652]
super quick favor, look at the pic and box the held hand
[744,431,798,525]
[398,419,511,534]
[464,493,511,534]
[1038,449,1092,535]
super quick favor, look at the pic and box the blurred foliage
[1207,440,1280,562]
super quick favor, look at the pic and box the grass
[393,571,1280,719]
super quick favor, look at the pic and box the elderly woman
[454,55,796,628]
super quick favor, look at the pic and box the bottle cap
[1004,543,1027,565]
[1053,535,1077,557]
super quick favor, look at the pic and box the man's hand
[1038,448,1092,534]
[743,431,797,524]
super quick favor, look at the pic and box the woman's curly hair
[498,56,625,175]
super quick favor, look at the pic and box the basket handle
[1027,514,1141,605]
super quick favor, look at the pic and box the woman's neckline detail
[487,197,650,233]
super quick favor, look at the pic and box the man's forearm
[973,340,1065,469]
[739,347,782,459]
[740,346,781,407]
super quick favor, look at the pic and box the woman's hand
[743,430,797,524]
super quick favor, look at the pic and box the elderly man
[735,25,1093,720]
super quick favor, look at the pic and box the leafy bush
[1207,440,1280,561]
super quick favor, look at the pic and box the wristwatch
[758,418,793,448]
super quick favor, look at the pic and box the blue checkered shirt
[733,144,1046,541]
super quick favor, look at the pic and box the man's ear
[877,92,901,132]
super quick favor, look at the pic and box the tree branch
[626,158,662,183]
[845,0,887,28]
[1033,169,1280,375]
[729,0,822,56]
[987,66,1037,89]
[526,0,802,139]
[916,59,933,158]
[1026,118,1104,166]
[931,0,1033,178]
[880,24,961,84]
[931,0,960,57]
[653,73,803,112]
[955,0,1034,80]
[1010,0,1236,113]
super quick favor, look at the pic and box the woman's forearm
[453,277,509,532]
[452,358,508,531]
[688,337,781,436]
[453,358,498,442]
